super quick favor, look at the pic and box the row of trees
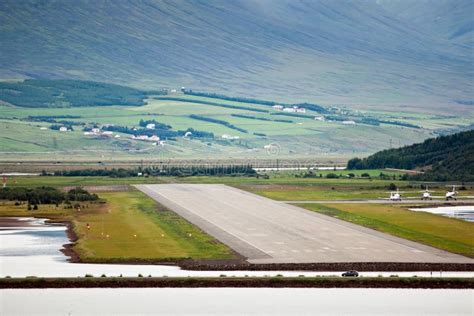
[47,165,257,178]
[189,115,248,133]
[182,90,328,113]
[0,186,98,205]
[231,114,293,123]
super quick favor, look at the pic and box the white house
[272,105,284,110]
[342,120,356,125]
[222,134,239,140]
[314,116,325,121]
[91,128,101,134]
[59,126,68,132]
[146,123,155,129]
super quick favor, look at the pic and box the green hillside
[3,79,461,161]
[0,1,473,113]
[0,79,154,107]
[347,130,474,181]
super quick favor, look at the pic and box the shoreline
[1,277,473,289]
[3,216,474,272]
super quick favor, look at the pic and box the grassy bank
[301,203,474,258]
[1,277,472,289]
[0,190,234,262]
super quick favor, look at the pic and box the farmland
[2,82,471,161]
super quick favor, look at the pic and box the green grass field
[301,203,474,257]
[0,91,453,160]
[0,190,234,262]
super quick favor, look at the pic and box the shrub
[388,183,397,191]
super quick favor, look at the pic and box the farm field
[301,203,474,258]
[0,190,234,262]
[2,89,468,161]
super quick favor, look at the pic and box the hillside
[0,0,473,113]
[347,130,474,181]
[1,79,449,160]
[0,80,154,107]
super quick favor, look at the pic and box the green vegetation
[0,186,98,205]
[348,130,474,181]
[231,113,293,123]
[0,80,460,160]
[183,90,328,113]
[302,203,474,257]
[0,190,233,262]
[189,114,248,133]
[102,119,214,139]
[8,170,411,188]
[49,165,257,177]
[0,79,156,107]
[156,97,269,113]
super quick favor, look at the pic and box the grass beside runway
[301,203,474,258]
[0,190,234,262]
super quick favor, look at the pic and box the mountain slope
[347,130,474,181]
[0,0,473,113]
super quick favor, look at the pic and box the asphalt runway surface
[136,184,473,264]
[287,199,474,204]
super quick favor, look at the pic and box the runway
[286,199,474,204]
[135,184,473,264]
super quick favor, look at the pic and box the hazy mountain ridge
[0,0,472,113]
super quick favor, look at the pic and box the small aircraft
[445,185,459,200]
[388,189,402,201]
[420,186,434,200]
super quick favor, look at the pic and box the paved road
[136,184,473,264]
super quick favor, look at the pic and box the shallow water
[1,288,472,315]
[1,217,473,278]
[409,206,474,222]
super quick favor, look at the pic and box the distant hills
[347,130,474,181]
[0,0,473,113]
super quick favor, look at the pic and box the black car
[342,270,359,277]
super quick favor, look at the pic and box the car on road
[342,270,359,277]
